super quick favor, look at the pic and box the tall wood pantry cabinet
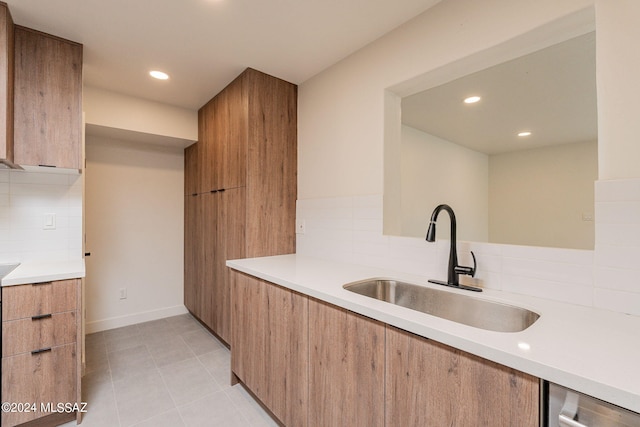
[184,68,297,343]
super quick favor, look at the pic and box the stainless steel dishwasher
[546,382,640,427]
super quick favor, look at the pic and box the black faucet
[425,204,481,292]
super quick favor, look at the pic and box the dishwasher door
[547,382,640,427]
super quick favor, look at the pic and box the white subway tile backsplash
[596,201,640,224]
[501,274,593,307]
[594,244,640,270]
[596,223,640,246]
[9,170,71,186]
[594,266,640,294]
[593,288,640,316]
[502,257,593,287]
[595,178,640,202]
[0,170,83,264]
[296,178,640,316]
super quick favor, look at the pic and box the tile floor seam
[154,364,186,427]
[105,342,123,427]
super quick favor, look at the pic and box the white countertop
[1,259,85,286]
[227,254,640,414]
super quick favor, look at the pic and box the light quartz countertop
[0,259,85,287]
[227,254,640,414]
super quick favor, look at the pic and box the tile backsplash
[296,178,640,316]
[0,169,83,263]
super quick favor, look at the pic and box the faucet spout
[425,204,481,292]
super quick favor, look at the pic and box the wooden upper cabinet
[13,26,83,170]
[184,142,199,196]
[0,2,14,167]
[194,67,294,195]
[198,75,247,192]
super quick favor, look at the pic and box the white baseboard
[85,305,189,333]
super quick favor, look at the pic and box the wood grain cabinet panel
[308,299,385,427]
[1,343,77,426]
[211,187,245,342]
[385,326,539,427]
[2,279,77,321]
[184,142,200,196]
[13,26,82,170]
[0,2,14,167]
[184,194,203,318]
[1,279,81,427]
[231,272,308,427]
[2,311,77,357]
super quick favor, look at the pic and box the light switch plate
[43,213,56,230]
[295,219,306,234]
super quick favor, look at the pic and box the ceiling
[5,0,440,110]
[402,31,597,155]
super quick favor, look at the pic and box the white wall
[83,86,198,144]
[596,0,640,180]
[84,136,185,332]
[298,0,593,199]
[397,125,488,241]
[0,169,82,263]
[296,0,640,316]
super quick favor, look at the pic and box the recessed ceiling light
[463,96,481,104]
[149,70,169,80]
[518,131,532,137]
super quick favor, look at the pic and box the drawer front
[1,343,77,426]
[2,279,78,321]
[2,311,77,357]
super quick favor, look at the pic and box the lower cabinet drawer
[1,343,77,427]
[2,311,77,357]
[1,280,78,321]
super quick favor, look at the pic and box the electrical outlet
[296,219,306,234]
[119,288,127,300]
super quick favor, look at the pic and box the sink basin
[343,278,539,332]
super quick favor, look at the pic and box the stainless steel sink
[343,278,539,332]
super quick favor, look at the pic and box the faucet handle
[454,251,477,277]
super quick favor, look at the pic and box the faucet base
[428,279,482,292]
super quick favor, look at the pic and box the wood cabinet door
[308,299,385,427]
[211,187,245,342]
[219,73,247,190]
[231,272,308,427]
[13,27,82,170]
[245,69,297,258]
[385,326,539,427]
[199,99,217,192]
[1,343,76,426]
[183,194,201,316]
[184,142,200,196]
[200,191,217,329]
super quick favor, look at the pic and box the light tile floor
[61,314,278,427]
